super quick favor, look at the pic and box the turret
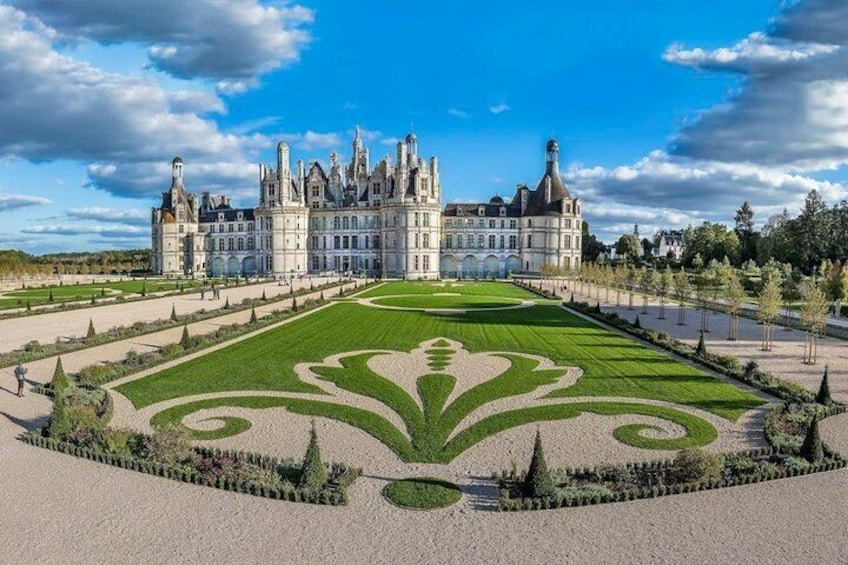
[171,156,184,186]
[405,132,418,161]
[545,139,560,175]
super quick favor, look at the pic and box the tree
[615,234,640,263]
[522,430,555,498]
[249,307,258,324]
[625,266,638,310]
[757,278,782,351]
[695,331,707,357]
[815,366,832,405]
[800,283,828,364]
[734,201,759,264]
[292,296,298,312]
[652,267,673,320]
[170,304,178,322]
[725,272,746,341]
[683,222,740,267]
[581,221,606,263]
[299,421,328,490]
[639,267,652,314]
[796,189,830,272]
[799,416,824,463]
[180,325,192,349]
[86,319,96,339]
[672,268,691,325]
[51,356,69,390]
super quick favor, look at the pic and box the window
[237,238,244,251]
[248,222,254,231]
[178,224,184,233]
[343,236,349,249]
[478,234,484,248]
[446,234,453,249]
[564,235,571,249]
[509,220,516,229]
[343,216,350,230]
[247,237,255,250]
[489,219,495,229]
[373,235,380,249]
[312,236,318,249]
[414,212,419,227]
[565,219,572,228]
[218,224,224,233]
[499,207,506,217]
[334,216,341,229]
[423,255,430,271]
[445,218,452,228]
[414,255,419,270]
[365,235,370,249]
[489,235,496,248]
[423,233,430,248]
[575,236,580,249]
[527,219,532,227]
[238,223,243,232]
[228,224,234,232]
[423,213,430,227]
[500,235,505,249]
[466,234,474,248]
[322,236,327,249]
[527,235,532,248]
[228,238,234,251]
[312,256,319,270]
[352,216,358,229]
[414,233,419,249]
[334,236,340,249]
[218,239,225,251]
[312,187,320,198]
[478,219,484,228]
[478,206,485,216]
[352,236,358,249]
[509,235,517,248]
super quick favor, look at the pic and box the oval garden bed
[383,477,463,510]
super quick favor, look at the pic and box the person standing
[14,364,27,397]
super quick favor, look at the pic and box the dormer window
[218,213,224,222]
[237,212,243,221]
[499,206,506,217]
[478,206,485,216]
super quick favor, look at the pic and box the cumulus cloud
[665,0,848,171]
[565,150,847,241]
[22,224,147,238]
[489,104,510,114]
[10,0,313,88]
[0,193,51,211]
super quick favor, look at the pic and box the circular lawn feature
[383,477,463,510]
[372,294,522,310]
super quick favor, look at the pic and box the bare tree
[725,272,746,341]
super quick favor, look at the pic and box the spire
[545,139,559,175]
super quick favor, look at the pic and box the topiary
[291,297,298,312]
[299,421,328,490]
[633,315,642,329]
[800,416,824,463]
[25,299,31,312]
[141,283,146,297]
[815,366,832,405]
[170,304,178,322]
[223,297,230,309]
[261,290,267,301]
[522,429,555,498]
[673,448,723,483]
[48,289,54,303]
[90,295,96,305]
[51,356,69,390]
[695,331,707,357]
[250,307,258,324]
[180,325,192,349]
[86,318,96,339]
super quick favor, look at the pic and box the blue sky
[1,0,847,253]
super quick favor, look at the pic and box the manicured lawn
[383,477,462,509]
[117,282,765,463]
[119,301,763,421]
[359,281,534,299]
[372,294,522,309]
[5,279,202,300]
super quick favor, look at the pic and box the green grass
[4,279,203,300]
[372,294,522,309]
[383,477,462,510]
[360,281,534,299]
[118,301,763,421]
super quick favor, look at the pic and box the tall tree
[734,201,759,264]
[615,234,641,263]
[725,272,746,341]
[581,221,606,263]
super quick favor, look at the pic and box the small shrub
[695,331,707,357]
[298,421,328,490]
[815,366,832,405]
[522,430,555,498]
[50,356,69,390]
[799,416,824,463]
[179,325,192,349]
[673,448,723,483]
[633,315,641,329]
[86,319,96,339]
[170,304,178,322]
[250,307,258,324]
[145,424,193,467]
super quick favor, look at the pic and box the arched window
[343,216,350,230]
[351,216,358,229]
[334,216,340,230]
[237,238,244,251]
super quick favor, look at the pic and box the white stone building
[654,229,685,260]
[152,132,581,279]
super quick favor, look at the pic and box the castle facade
[152,131,582,279]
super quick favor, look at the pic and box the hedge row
[0,279,351,369]
[20,432,359,506]
[497,447,847,511]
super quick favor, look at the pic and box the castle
[151,130,583,278]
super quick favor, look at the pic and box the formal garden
[20,280,846,511]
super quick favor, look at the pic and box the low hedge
[0,279,351,369]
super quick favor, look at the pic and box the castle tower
[151,157,202,276]
[255,141,308,278]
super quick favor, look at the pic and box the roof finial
[354,124,360,140]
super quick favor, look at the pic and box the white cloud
[66,207,148,226]
[447,108,471,119]
[489,104,510,114]
[10,0,314,88]
[22,224,147,237]
[0,193,51,211]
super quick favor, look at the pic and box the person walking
[14,364,27,397]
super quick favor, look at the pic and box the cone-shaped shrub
[261,290,267,301]
[800,416,824,463]
[595,302,601,313]
[522,430,555,498]
[569,292,574,303]
[290,284,294,295]
[223,297,230,309]
[51,356,69,390]
[86,318,96,338]
[815,366,832,405]
[90,295,96,305]
[695,331,707,357]
[633,315,642,329]
[250,307,258,324]
[320,291,324,301]
[170,304,178,322]
[180,325,192,349]
[141,283,146,297]
[25,299,31,312]
[48,289,54,303]
[291,297,298,312]
[100,287,106,297]
[299,421,328,490]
